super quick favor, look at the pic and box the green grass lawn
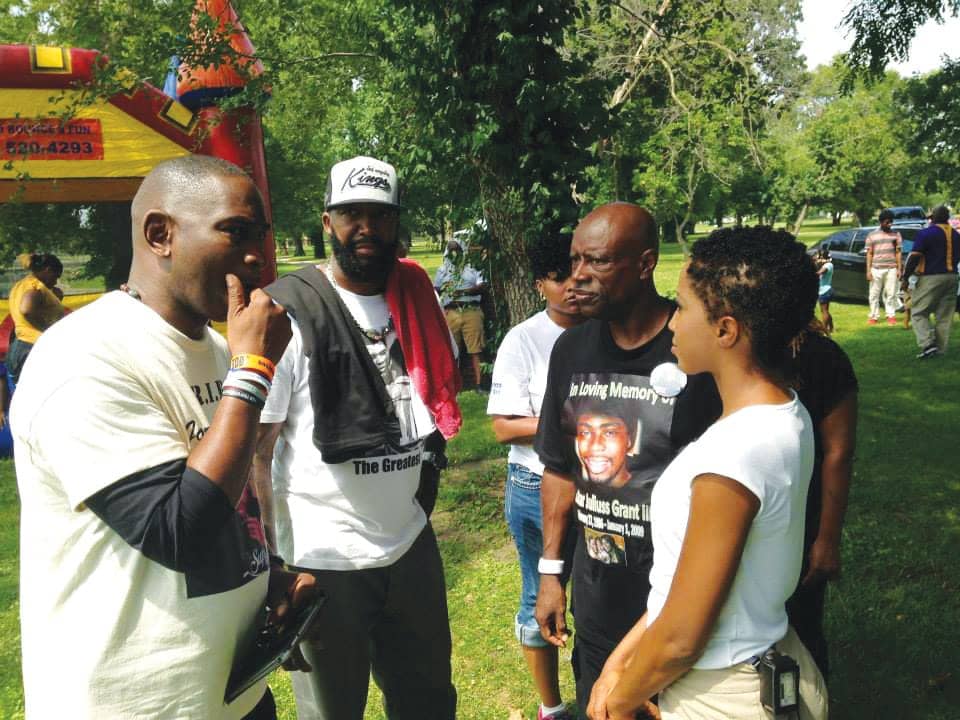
[2,217,958,718]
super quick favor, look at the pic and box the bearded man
[250,156,461,720]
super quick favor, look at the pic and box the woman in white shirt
[487,235,583,720]
[587,226,828,720]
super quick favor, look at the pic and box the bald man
[12,155,317,719]
[533,203,721,711]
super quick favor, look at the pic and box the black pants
[786,579,829,680]
[289,524,456,720]
[572,631,616,712]
[572,634,653,719]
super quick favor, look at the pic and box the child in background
[815,249,834,334]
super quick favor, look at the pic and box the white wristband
[538,557,565,575]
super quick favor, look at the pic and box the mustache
[348,234,386,247]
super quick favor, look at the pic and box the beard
[330,227,398,285]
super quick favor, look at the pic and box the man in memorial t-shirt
[534,203,721,711]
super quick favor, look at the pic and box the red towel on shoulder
[386,258,462,439]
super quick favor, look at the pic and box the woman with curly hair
[587,226,827,720]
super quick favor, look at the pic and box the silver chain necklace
[323,264,393,343]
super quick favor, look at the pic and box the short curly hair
[686,226,818,377]
[527,232,573,281]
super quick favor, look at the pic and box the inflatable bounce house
[0,0,277,455]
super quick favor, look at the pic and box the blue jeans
[505,463,549,648]
[6,338,33,385]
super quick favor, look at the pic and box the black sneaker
[917,345,939,359]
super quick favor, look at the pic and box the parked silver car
[809,223,925,301]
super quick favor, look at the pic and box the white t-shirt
[646,392,813,669]
[434,259,484,306]
[11,292,269,719]
[486,310,567,475]
[261,285,437,570]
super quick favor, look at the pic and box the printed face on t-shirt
[576,412,633,487]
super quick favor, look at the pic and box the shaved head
[569,202,661,320]
[131,155,252,239]
[576,202,658,259]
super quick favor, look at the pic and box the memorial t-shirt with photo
[535,314,721,644]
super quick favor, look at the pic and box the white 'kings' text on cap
[325,156,401,209]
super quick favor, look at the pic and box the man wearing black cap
[251,156,460,720]
[902,205,960,358]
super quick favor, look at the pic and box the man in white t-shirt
[252,156,459,720]
[12,156,318,719]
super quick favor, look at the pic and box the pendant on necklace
[360,321,392,344]
[325,264,392,343]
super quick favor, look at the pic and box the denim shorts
[504,462,549,648]
[818,289,834,303]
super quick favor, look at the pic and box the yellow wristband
[230,353,276,378]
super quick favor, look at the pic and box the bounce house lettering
[1,118,105,160]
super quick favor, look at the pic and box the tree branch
[609,0,672,109]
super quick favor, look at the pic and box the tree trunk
[831,211,841,226]
[674,215,691,257]
[104,202,132,290]
[311,227,325,259]
[789,202,810,236]
[477,175,541,332]
[293,233,305,257]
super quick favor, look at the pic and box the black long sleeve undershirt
[86,460,235,573]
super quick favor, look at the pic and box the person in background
[787,324,858,680]
[397,225,411,258]
[7,253,65,384]
[434,237,486,388]
[587,226,826,720]
[487,234,583,720]
[903,205,959,358]
[865,210,902,327]
[814,249,834,334]
[0,362,10,458]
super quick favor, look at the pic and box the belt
[446,301,480,310]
